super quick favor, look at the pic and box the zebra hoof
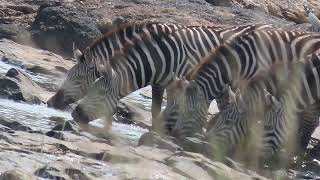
[72,106,92,124]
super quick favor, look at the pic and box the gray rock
[0,68,49,103]
[205,0,233,7]
[50,120,80,133]
[0,118,32,132]
[31,5,101,56]
[138,131,181,152]
[0,24,29,43]
[0,169,36,180]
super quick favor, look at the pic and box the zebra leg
[151,85,164,129]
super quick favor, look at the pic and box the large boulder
[31,5,101,56]
[0,68,51,103]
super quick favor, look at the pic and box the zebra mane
[87,21,185,67]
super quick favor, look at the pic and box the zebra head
[72,62,118,123]
[168,78,209,141]
[47,47,99,110]
[204,87,247,160]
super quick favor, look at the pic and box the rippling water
[0,59,148,141]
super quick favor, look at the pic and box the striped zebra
[168,30,320,135]
[68,22,271,127]
[47,22,183,110]
[159,29,320,156]
[170,54,320,160]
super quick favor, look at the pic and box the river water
[0,60,148,142]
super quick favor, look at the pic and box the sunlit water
[0,59,148,141]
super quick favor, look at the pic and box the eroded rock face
[31,5,101,56]
[0,68,51,103]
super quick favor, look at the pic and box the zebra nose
[72,106,91,124]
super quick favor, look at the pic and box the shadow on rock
[31,5,101,56]
[0,68,51,103]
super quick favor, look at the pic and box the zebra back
[191,29,320,101]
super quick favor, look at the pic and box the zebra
[171,55,320,159]
[47,22,183,111]
[158,29,320,156]
[167,29,320,132]
[68,22,271,127]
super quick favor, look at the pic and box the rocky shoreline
[0,0,320,179]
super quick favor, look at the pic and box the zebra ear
[265,91,281,108]
[171,72,179,81]
[227,86,236,104]
[73,43,83,60]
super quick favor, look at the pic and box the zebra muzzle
[72,106,94,124]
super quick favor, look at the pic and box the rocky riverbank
[0,0,320,179]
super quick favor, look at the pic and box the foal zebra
[69,22,271,127]
[204,86,286,160]
[159,29,320,140]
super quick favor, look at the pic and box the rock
[165,151,270,180]
[138,132,181,152]
[205,0,233,7]
[117,99,152,129]
[6,5,37,14]
[0,169,36,180]
[0,68,51,103]
[31,5,102,56]
[0,118,32,131]
[0,39,74,76]
[46,120,81,140]
[34,163,92,180]
[113,102,135,125]
[0,24,29,43]
[180,136,208,154]
[0,122,272,179]
[50,120,80,133]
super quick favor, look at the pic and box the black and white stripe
[73,22,271,125]
[192,30,320,102]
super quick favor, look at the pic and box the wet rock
[34,166,68,180]
[117,99,152,129]
[113,102,135,125]
[0,169,36,180]
[0,118,32,132]
[0,124,14,132]
[46,120,80,140]
[45,131,65,140]
[31,5,101,56]
[138,132,181,152]
[0,68,50,103]
[51,120,80,133]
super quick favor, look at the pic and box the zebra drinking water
[67,22,271,128]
